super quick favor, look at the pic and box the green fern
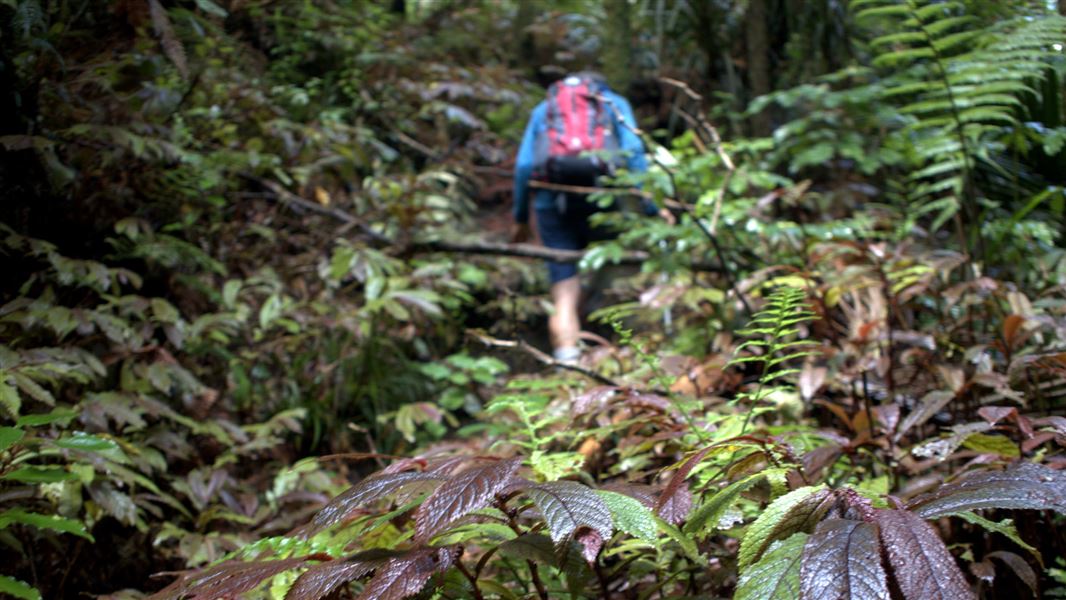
[852,0,1066,243]
[729,285,818,433]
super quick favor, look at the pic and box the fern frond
[148,0,189,79]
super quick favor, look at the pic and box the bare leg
[549,276,582,358]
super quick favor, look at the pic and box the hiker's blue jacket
[512,90,652,224]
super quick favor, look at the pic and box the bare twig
[467,329,618,386]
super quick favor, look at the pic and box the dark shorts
[535,194,615,283]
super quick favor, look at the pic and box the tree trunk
[1059,0,1066,16]
[603,0,634,92]
[745,0,773,136]
[512,0,536,70]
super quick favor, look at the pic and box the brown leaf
[873,509,975,600]
[907,462,1066,518]
[147,0,188,78]
[150,557,323,600]
[414,457,521,542]
[800,518,889,600]
[308,472,445,535]
[1002,315,1025,350]
[356,547,457,600]
[574,528,604,564]
[286,551,398,600]
[986,551,1038,597]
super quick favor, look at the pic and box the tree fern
[852,0,1066,250]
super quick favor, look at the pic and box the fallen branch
[420,239,721,271]
[466,330,618,387]
[248,175,720,271]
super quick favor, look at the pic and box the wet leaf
[356,547,457,600]
[874,509,974,600]
[149,557,322,600]
[286,551,398,600]
[525,481,613,545]
[310,471,445,534]
[738,485,831,569]
[800,518,889,600]
[907,462,1066,518]
[735,532,807,600]
[415,457,521,542]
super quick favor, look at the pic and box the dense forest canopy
[1,0,1066,598]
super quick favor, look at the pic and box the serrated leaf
[148,557,318,600]
[0,466,77,483]
[800,518,889,600]
[0,509,93,541]
[874,509,975,600]
[0,575,40,600]
[286,550,397,600]
[596,490,657,544]
[526,481,613,545]
[685,470,787,536]
[907,462,1066,518]
[415,458,520,542]
[735,532,807,600]
[11,373,54,406]
[738,485,831,570]
[0,426,23,451]
[947,512,1040,564]
[310,472,445,534]
[0,377,20,419]
[355,547,456,600]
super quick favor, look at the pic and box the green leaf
[596,491,658,544]
[0,509,94,541]
[960,433,1019,458]
[0,377,20,419]
[947,511,1041,565]
[735,532,807,600]
[0,427,24,452]
[194,0,228,17]
[0,466,78,483]
[684,471,769,537]
[429,522,517,546]
[11,374,54,407]
[16,407,77,427]
[0,575,41,600]
[738,485,831,570]
[52,432,118,453]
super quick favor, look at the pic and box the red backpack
[533,74,621,186]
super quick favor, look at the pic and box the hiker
[511,72,672,364]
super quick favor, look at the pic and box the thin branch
[467,329,619,386]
